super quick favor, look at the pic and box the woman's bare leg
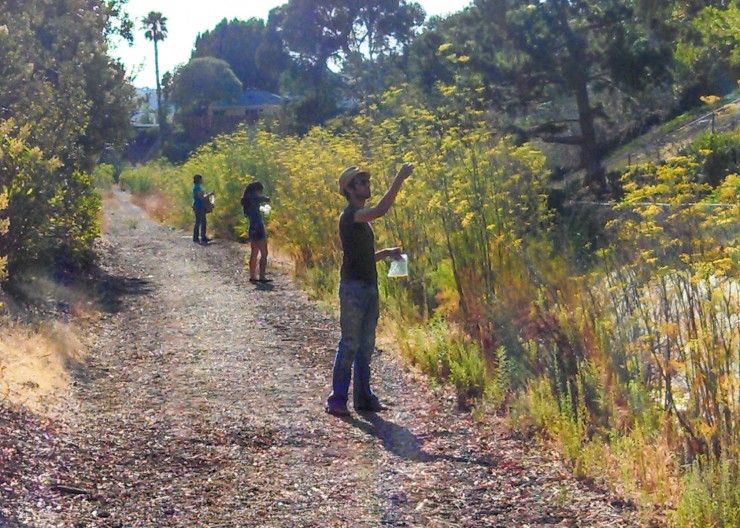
[249,241,260,279]
[257,239,269,279]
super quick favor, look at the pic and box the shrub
[684,129,739,186]
[92,163,115,190]
[1,121,100,275]
[676,457,739,528]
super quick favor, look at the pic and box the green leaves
[193,18,286,93]
[142,11,167,42]
[0,0,134,275]
[171,57,243,113]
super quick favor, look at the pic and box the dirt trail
[4,190,641,527]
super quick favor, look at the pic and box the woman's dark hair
[193,174,203,184]
[241,181,264,207]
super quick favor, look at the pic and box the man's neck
[349,196,366,208]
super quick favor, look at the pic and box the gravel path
[2,189,642,527]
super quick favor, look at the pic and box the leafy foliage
[0,0,134,275]
[193,17,288,92]
[674,4,740,105]
[171,57,243,114]
[684,129,740,186]
[0,121,100,274]
[263,0,426,128]
[407,0,673,191]
[677,456,739,528]
[268,0,424,71]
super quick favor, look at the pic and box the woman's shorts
[249,222,267,241]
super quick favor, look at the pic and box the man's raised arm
[354,163,414,223]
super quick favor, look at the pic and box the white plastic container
[388,254,409,278]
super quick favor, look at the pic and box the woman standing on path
[241,181,272,283]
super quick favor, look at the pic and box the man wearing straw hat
[326,162,414,416]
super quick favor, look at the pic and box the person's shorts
[249,222,267,241]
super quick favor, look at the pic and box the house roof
[212,89,285,110]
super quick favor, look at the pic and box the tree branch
[539,134,584,145]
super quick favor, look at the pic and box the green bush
[92,163,115,190]
[685,129,740,186]
[120,162,166,195]
[1,121,100,275]
[0,0,134,278]
[677,457,740,528]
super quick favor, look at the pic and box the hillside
[604,92,739,172]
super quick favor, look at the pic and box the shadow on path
[0,512,28,528]
[343,412,498,468]
[95,272,153,313]
[253,281,276,292]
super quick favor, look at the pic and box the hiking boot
[354,397,386,413]
[325,399,350,417]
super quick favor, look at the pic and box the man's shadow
[341,412,497,468]
[253,281,275,291]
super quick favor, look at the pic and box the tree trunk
[154,40,164,142]
[572,80,605,192]
[556,3,607,193]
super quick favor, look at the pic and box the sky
[111,0,473,89]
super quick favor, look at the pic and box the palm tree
[142,12,168,138]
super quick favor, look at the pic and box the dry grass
[0,271,98,414]
[99,189,118,233]
[129,190,174,223]
[586,428,683,511]
[0,320,85,414]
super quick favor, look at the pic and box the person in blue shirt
[192,174,212,244]
[240,181,271,282]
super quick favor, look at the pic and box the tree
[171,57,243,114]
[142,11,168,138]
[106,0,135,43]
[255,18,293,93]
[168,57,242,150]
[411,0,672,192]
[0,0,135,274]
[341,0,426,95]
[267,1,351,75]
[263,3,349,129]
[266,0,425,125]
[270,0,424,70]
[161,71,173,111]
[406,16,457,95]
[673,4,740,106]
[193,17,289,92]
[279,63,344,134]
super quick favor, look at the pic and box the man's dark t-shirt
[339,204,376,285]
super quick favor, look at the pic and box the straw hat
[338,166,369,194]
